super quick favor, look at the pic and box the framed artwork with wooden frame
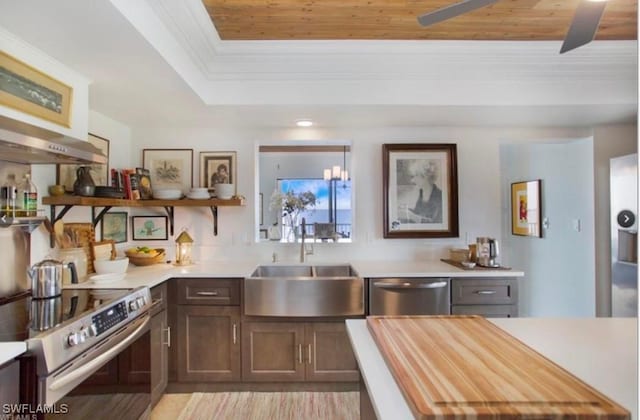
[383,143,459,238]
[101,212,128,243]
[511,179,542,237]
[57,133,110,192]
[132,215,168,241]
[143,149,193,195]
[0,51,73,127]
[199,151,237,196]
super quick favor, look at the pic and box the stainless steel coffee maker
[476,237,500,267]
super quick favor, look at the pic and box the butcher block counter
[346,317,637,420]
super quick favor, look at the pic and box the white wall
[128,124,596,265]
[592,125,638,316]
[500,139,596,317]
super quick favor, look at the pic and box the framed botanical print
[143,149,193,195]
[199,151,237,196]
[511,179,542,237]
[383,143,459,238]
[57,133,110,192]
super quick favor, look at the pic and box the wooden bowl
[125,248,165,266]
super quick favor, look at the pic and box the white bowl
[94,257,129,274]
[190,187,208,193]
[187,193,210,200]
[153,191,182,199]
[89,273,126,284]
[214,183,234,199]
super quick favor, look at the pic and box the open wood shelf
[42,195,245,246]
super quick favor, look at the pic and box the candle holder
[175,228,194,266]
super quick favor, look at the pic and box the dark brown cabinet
[175,278,241,382]
[150,287,169,407]
[242,321,358,382]
[450,278,518,318]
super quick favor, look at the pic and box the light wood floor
[151,394,191,420]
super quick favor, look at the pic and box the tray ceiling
[202,0,637,41]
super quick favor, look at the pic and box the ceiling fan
[417,0,609,54]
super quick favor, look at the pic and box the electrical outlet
[572,219,581,232]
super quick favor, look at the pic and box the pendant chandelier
[323,146,349,181]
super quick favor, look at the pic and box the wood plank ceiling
[202,0,637,41]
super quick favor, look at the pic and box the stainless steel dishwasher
[369,278,450,315]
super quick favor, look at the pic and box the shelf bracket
[163,207,174,236]
[91,206,113,228]
[210,206,218,236]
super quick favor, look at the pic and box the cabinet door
[177,306,240,382]
[241,322,305,382]
[305,323,359,382]
[150,308,168,407]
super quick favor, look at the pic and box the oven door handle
[48,316,150,392]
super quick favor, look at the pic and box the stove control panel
[92,301,128,336]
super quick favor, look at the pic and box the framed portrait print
[383,143,459,238]
[143,149,193,195]
[511,180,542,237]
[57,133,110,192]
[101,212,128,243]
[199,151,237,196]
[0,51,72,127]
[132,216,168,241]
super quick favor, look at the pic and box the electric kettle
[28,259,78,298]
[476,237,500,267]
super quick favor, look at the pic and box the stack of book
[111,168,152,200]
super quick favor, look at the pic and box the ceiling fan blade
[560,0,607,54]
[417,0,499,27]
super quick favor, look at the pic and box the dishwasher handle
[373,280,448,290]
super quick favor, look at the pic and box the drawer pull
[298,344,303,364]
[196,291,219,296]
[475,290,497,295]
[163,326,171,348]
[232,323,237,345]
[307,344,312,365]
[373,280,448,289]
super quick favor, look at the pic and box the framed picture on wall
[0,51,73,127]
[101,212,128,243]
[199,151,237,196]
[511,179,542,237]
[132,215,168,241]
[143,149,193,195]
[57,133,110,192]
[383,143,459,238]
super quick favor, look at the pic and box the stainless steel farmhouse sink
[244,264,364,317]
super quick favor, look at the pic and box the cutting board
[367,316,630,419]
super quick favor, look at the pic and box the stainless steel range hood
[0,115,107,164]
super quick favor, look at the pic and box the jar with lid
[56,248,88,284]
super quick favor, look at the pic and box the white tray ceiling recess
[110,0,637,127]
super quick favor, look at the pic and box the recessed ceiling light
[296,119,313,127]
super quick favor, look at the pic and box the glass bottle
[1,174,18,216]
[21,174,38,217]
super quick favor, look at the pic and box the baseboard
[166,382,358,393]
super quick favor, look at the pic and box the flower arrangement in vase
[270,189,316,241]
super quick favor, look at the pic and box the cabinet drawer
[176,278,240,305]
[451,304,518,318]
[150,283,167,315]
[451,278,517,305]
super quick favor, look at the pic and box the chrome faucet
[300,218,313,263]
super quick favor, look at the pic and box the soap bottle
[20,174,38,217]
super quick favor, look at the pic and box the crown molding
[111,0,637,106]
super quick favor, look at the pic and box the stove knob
[88,324,98,337]
[79,327,91,342]
[129,300,139,311]
[66,332,80,347]
[137,297,145,308]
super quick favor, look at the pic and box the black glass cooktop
[0,288,131,342]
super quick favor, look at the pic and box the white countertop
[346,317,638,420]
[0,342,27,366]
[67,259,523,290]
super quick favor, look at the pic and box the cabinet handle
[196,291,218,296]
[307,344,312,365]
[298,344,303,364]
[163,326,171,348]
[475,290,497,295]
[232,323,237,345]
